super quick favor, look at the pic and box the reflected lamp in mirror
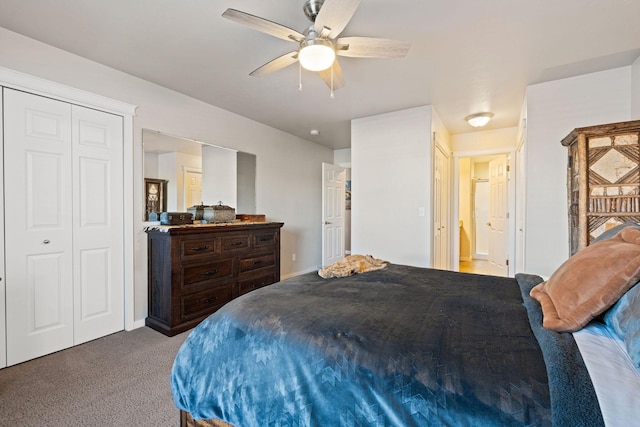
[144,178,167,220]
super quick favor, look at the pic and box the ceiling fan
[222,0,410,94]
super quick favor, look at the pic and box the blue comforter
[171,264,602,426]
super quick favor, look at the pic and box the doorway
[321,163,347,267]
[456,154,511,277]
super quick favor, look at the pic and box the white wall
[157,152,201,211]
[525,66,632,277]
[201,145,237,208]
[334,148,351,167]
[0,27,334,326]
[431,108,451,151]
[632,56,640,119]
[451,127,518,153]
[351,106,433,267]
[237,152,257,214]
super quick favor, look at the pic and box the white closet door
[4,89,74,366]
[0,90,5,368]
[72,105,124,344]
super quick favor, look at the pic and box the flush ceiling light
[465,112,493,127]
[298,37,336,72]
[310,129,320,136]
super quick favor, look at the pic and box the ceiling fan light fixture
[299,38,336,71]
[465,112,493,127]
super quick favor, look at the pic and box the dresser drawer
[222,235,250,251]
[183,259,234,288]
[238,272,277,296]
[181,237,217,258]
[181,285,233,321]
[239,253,275,273]
[253,232,276,248]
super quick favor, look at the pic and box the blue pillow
[603,282,640,369]
[593,222,640,244]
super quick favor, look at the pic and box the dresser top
[144,221,284,235]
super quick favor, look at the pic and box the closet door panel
[72,106,124,344]
[0,91,5,368]
[4,88,74,366]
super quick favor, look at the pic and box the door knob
[324,221,332,225]
[43,239,50,244]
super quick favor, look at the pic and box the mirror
[142,129,256,220]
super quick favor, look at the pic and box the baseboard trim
[281,266,318,280]
[127,319,146,331]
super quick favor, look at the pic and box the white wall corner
[631,55,640,119]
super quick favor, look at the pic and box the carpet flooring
[0,327,189,426]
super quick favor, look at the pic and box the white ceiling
[1,0,639,150]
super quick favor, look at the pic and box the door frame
[431,134,451,270]
[0,67,137,331]
[451,147,516,276]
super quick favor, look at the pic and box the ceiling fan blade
[318,59,345,90]
[336,36,411,58]
[222,9,304,42]
[313,0,362,39]
[249,51,299,77]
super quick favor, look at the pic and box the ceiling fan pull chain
[330,63,335,99]
[298,62,303,91]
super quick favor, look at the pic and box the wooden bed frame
[180,410,233,427]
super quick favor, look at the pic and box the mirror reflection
[142,129,256,220]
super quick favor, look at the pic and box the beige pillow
[530,227,640,332]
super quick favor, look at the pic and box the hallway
[459,259,506,277]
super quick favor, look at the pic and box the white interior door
[434,145,450,270]
[4,88,75,365]
[0,90,5,368]
[322,163,346,267]
[72,105,124,345]
[184,169,202,209]
[488,156,509,276]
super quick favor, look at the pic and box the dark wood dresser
[146,222,284,336]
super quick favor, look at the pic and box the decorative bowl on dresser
[145,222,284,336]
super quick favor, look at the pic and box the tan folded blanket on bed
[318,254,387,279]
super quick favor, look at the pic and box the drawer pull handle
[201,269,219,276]
[202,296,218,304]
[191,246,209,251]
[253,260,263,265]
[259,237,271,242]
[230,242,243,247]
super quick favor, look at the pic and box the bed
[171,226,640,427]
